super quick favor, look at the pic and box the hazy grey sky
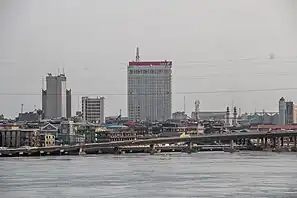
[0,0,296,118]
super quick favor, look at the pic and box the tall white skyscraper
[42,73,71,119]
[82,96,105,124]
[127,48,172,121]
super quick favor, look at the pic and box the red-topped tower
[127,47,172,121]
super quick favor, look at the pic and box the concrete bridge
[1,130,297,156]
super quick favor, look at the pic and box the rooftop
[128,61,172,67]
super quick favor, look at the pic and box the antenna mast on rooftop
[136,46,140,62]
[184,96,186,113]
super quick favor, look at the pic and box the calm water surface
[1,152,297,198]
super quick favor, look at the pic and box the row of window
[45,141,55,145]
[45,135,54,139]
[128,91,171,94]
[128,69,171,74]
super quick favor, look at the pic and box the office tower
[42,73,71,119]
[279,97,286,125]
[82,96,105,124]
[127,47,172,121]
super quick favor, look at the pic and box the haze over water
[1,152,297,198]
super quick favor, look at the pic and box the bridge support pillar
[281,137,284,147]
[256,138,260,146]
[114,147,121,154]
[293,137,297,152]
[230,139,234,149]
[149,144,156,155]
[273,138,276,148]
[79,148,86,155]
[186,142,193,154]
[275,138,279,148]
[238,139,242,145]
[264,138,268,149]
[261,138,264,148]
[224,139,236,153]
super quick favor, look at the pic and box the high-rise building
[285,101,297,124]
[82,97,105,124]
[279,97,286,125]
[292,104,297,124]
[127,47,172,121]
[42,73,71,119]
[286,101,294,124]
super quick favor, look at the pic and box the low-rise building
[109,130,137,142]
[0,129,40,148]
[250,124,297,132]
[172,111,188,120]
[0,123,21,130]
[16,111,40,122]
[162,124,204,136]
[40,133,55,147]
[59,121,76,145]
[191,111,226,121]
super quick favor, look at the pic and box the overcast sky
[0,0,296,118]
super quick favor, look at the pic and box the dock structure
[1,131,297,157]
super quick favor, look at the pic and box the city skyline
[0,0,297,118]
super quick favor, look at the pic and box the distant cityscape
[1,47,297,150]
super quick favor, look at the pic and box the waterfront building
[81,97,105,124]
[0,123,21,130]
[59,121,76,145]
[0,129,40,148]
[127,47,172,121]
[42,73,71,119]
[162,124,204,136]
[40,133,55,147]
[40,123,58,147]
[250,124,297,132]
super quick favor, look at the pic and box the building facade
[285,101,297,124]
[191,111,226,121]
[172,111,188,121]
[127,60,172,121]
[82,97,105,124]
[279,97,286,125]
[0,129,40,148]
[16,111,40,122]
[241,112,279,125]
[42,73,71,119]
